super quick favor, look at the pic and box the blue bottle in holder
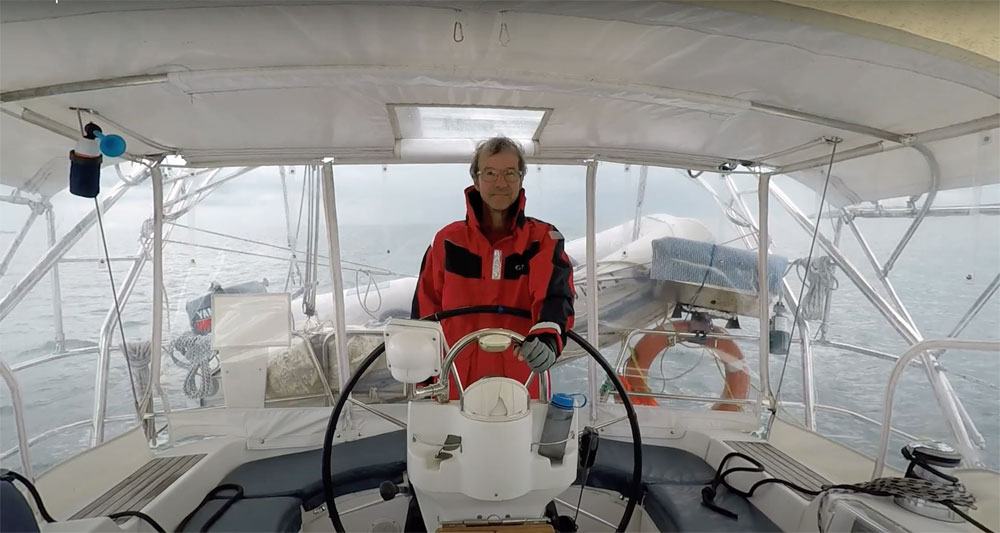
[538,393,577,461]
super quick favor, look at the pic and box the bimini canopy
[1,1,997,205]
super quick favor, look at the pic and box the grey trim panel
[725,441,830,499]
[70,454,205,519]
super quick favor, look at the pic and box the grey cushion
[650,237,788,295]
[216,430,406,510]
[644,484,781,533]
[177,497,302,533]
[577,438,717,495]
[1,479,40,533]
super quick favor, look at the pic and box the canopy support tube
[0,73,168,103]
[92,169,183,445]
[0,207,40,277]
[749,102,905,143]
[11,67,995,148]
[844,216,917,324]
[45,207,66,353]
[1,360,32,479]
[585,161,599,424]
[320,162,351,396]
[146,165,167,439]
[819,216,846,341]
[758,173,773,417]
[718,175,813,428]
[778,114,999,175]
[882,145,939,275]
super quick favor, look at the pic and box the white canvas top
[1,1,997,205]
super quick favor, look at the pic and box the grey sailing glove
[520,333,558,373]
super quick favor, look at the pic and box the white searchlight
[384,319,444,384]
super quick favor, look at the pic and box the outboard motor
[185,279,269,334]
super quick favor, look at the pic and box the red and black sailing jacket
[411,186,576,399]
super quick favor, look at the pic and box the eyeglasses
[477,168,523,183]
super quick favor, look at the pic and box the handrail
[11,345,101,372]
[1,359,33,478]
[0,414,134,463]
[777,401,918,442]
[872,339,1000,479]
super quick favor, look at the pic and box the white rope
[355,269,384,320]
[124,340,152,400]
[817,478,978,533]
[793,256,839,322]
[168,333,219,399]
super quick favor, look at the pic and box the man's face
[474,150,523,212]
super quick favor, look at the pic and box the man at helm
[411,136,576,399]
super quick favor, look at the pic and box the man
[410,136,575,399]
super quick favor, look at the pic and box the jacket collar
[465,185,527,233]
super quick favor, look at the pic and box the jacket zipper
[492,249,502,280]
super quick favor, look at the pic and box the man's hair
[469,136,528,180]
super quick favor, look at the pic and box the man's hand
[516,333,558,373]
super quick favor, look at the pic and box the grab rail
[872,339,1000,479]
[1,359,33,478]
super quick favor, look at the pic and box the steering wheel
[322,306,643,533]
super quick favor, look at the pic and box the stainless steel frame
[0,198,71,352]
[0,414,134,464]
[818,216,844,341]
[872,339,1000,479]
[777,401,918,442]
[321,162,352,394]
[432,328,544,403]
[44,207,66,352]
[92,167,186,444]
[11,345,101,372]
[146,165,167,437]
[0,173,149,322]
[776,114,999,174]
[882,145,939,276]
[770,182,982,466]
[715,174,816,427]
[710,169,994,450]
[843,205,1000,218]
[585,161,600,423]
[91,164,245,443]
[1,359,33,478]
[0,203,41,277]
[844,215,916,323]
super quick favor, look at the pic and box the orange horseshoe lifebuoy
[619,321,750,411]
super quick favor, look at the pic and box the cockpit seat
[578,437,717,494]
[213,430,405,510]
[643,484,781,532]
[178,430,406,531]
